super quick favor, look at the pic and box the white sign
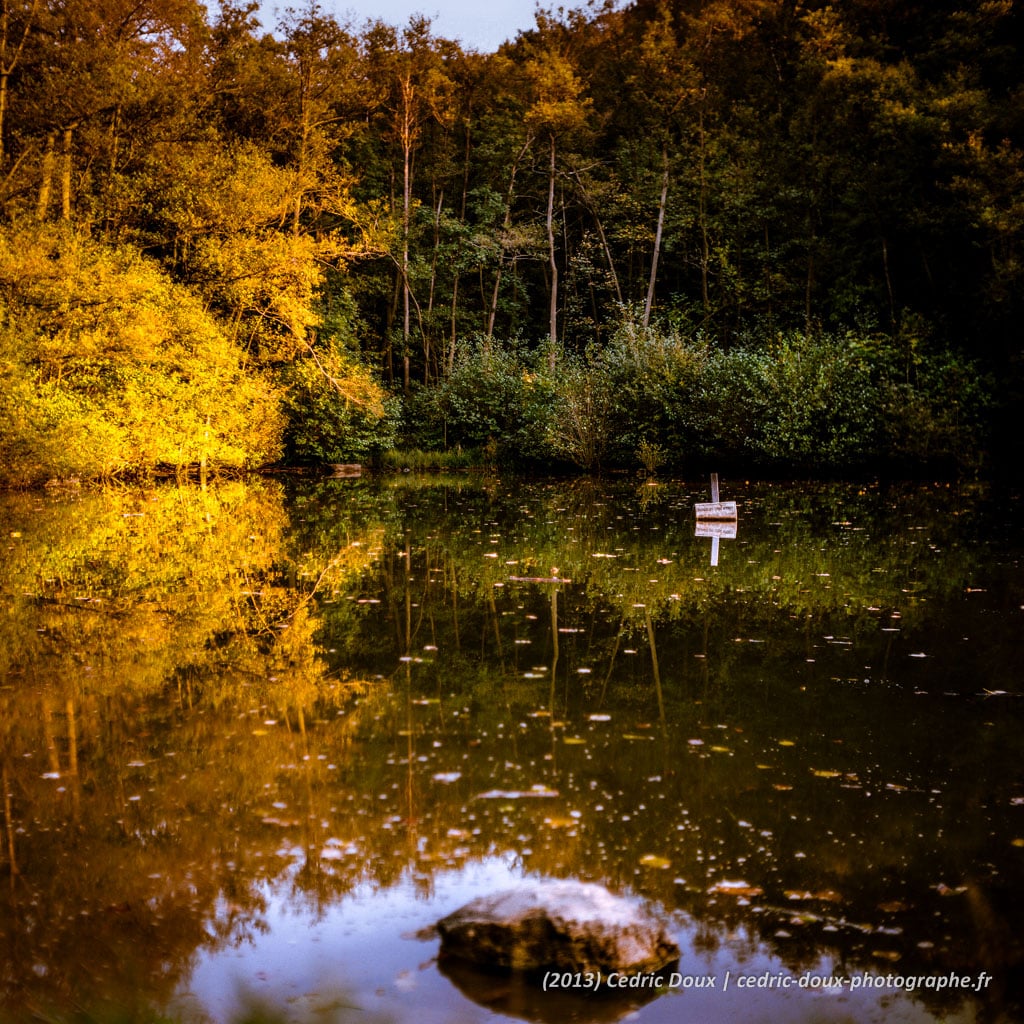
[695,520,738,539]
[694,501,738,520]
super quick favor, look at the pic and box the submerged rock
[436,879,679,975]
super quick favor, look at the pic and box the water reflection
[0,477,1022,1022]
[694,518,738,566]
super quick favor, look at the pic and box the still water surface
[1,476,1022,1022]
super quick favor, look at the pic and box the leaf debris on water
[474,785,559,800]
[639,854,672,869]
[709,880,763,897]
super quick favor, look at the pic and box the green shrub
[278,346,398,464]
[379,446,480,471]
[404,339,558,466]
[596,321,709,466]
[386,323,990,474]
[745,333,882,467]
[880,349,991,471]
[546,358,614,471]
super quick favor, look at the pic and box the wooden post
[695,473,737,521]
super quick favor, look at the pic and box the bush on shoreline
[0,226,990,487]
[398,328,991,476]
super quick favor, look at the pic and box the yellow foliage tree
[0,223,284,484]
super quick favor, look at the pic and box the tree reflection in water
[0,477,1021,1022]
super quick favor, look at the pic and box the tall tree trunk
[104,106,122,238]
[0,69,8,169]
[427,186,442,314]
[401,77,414,396]
[402,143,411,394]
[36,130,54,220]
[485,137,531,345]
[804,195,816,332]
[805,241,814,333]
[385,260,401,385]
[424,187,443,383]
[595,211,623,307]
[449,123,472,375]
[697,106,710,313]
[546,133,558,369]
[644,144,669,329]
[292,66,311,235]
[881,235,897,334]
[60,126,72,220]
[573,169,622,307]
[0,0,39,169]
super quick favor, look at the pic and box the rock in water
[436,880,679,975]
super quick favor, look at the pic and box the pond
[1,474,1022,1023]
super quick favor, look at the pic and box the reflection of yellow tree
[0,478,399,1017]
[0,481,385,712]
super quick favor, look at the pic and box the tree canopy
[1,0,1020,483]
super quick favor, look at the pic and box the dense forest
[0,0,1021,485]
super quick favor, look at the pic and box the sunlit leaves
[522,45,592,139]
[0,224,284,484]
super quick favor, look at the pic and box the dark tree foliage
[0,0,1019,481]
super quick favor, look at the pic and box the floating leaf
[812,769,841,778]
[709,880,763,897]
[786,889,842,903]
[773,783,793,791]
[878,900,909,913]
[563,737,587,745]
[778,740,796,747]
[872,950,902,962]
[474,785,559,800]
[639,854,672,870]
[815,890,843,903]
